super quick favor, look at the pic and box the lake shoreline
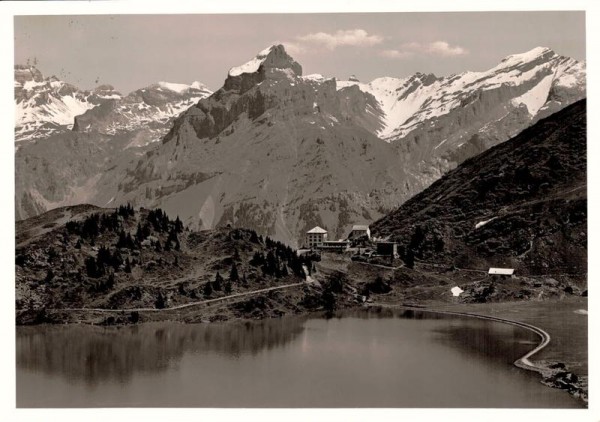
[19,295,588,408]
[373,301,588,407]
[17,303,583,409]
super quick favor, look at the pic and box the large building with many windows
[306,226,328,248]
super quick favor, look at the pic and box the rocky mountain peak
[14,65,44,86]
[223,44,302,93]
[94,84,116,92]
[228,44,302,77]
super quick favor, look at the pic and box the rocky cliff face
[105,45,415,245]
[72,81,212,147]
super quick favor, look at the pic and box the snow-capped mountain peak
[14,65,123,142]
[14,64,213,144]
[336,46,584,140]
[497,46,556,68]
[228,45,277,77]
[227,44,302,79]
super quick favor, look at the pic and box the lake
[16,308,581,408]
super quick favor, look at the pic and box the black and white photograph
[3,1,598,420]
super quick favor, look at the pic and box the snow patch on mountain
[302,74,327,82]
[511,74,553,115]
[495,46,553,69]
[15,65,213,143]
[336,47,585,141]
[157,81,192,94]
[229,45,275,77]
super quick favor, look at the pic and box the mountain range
[15,65,212,144]
[15,45,586,246]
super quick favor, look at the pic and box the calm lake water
[16,308,581,408]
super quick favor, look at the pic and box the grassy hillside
[372,100,586,276]
[15,205,322,324]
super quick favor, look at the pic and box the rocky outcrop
[72,81,211,144]
[105,45,417,245]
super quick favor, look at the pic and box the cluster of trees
[203,263,247,298]
[64,206,187,291]
[84,245,134,278]
[229,228,262,244]
[66,206,184,251]
[249,237,317,279]
[147,208,183,234]
[66,204,135,242]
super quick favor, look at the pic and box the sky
[14,12,585,94]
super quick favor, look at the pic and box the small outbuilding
[348,224,371,241]
[488,268,515,278]
[376,241,398,257]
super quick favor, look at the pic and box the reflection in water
[337,308,536,365]
[431,320,534,365]
[17,317,306,386]
[16,309,581,408]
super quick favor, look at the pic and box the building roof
[307,226,327,234]
[488,268,515,275]
[352,224,370,231]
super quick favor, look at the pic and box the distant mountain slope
[371,100,586,275]
[15,65,121,142]
[15,47,586,247]
[339,47,585,179]
[103,45,418,245]
[15,66,213,220]
[15,65,213,145]
[72,81,212,147]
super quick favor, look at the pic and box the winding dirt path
[49,281,305,314]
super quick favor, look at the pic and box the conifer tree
[44,269,54,283]
[213,272,223,291]
[229,262,239,282]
